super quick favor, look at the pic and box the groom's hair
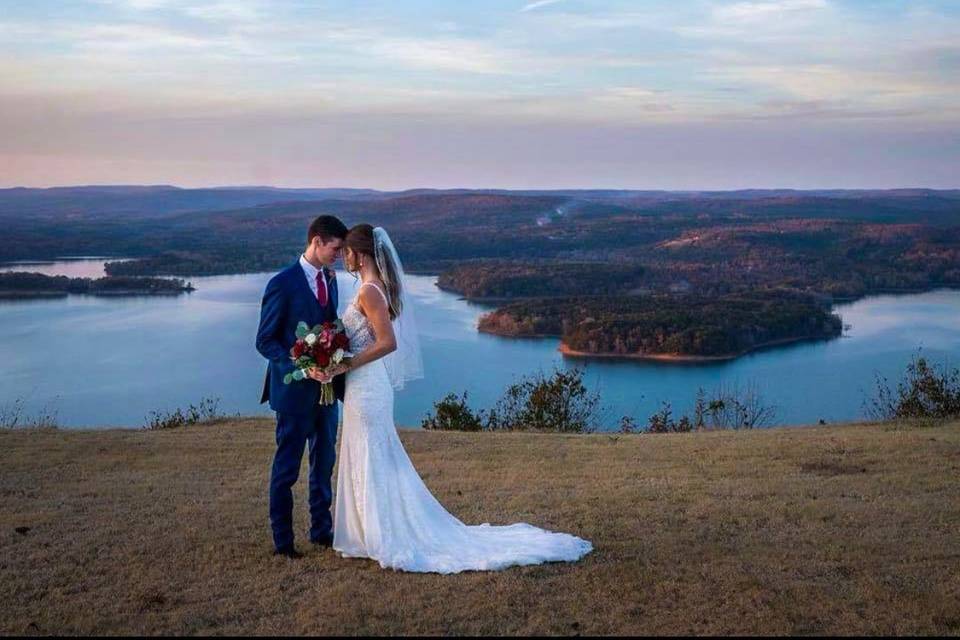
[307,215,348,245]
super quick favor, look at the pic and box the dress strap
[359,281,390,307]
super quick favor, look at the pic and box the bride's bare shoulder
[357,280,388,311]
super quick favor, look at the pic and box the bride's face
[344,247,361,273]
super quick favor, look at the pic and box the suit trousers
[269,403,339,550]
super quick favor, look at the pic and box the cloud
[324,28,523,74]
[713,0,828,23]
[94,0,178,9]
[182,1,263,23]
[93,0,262,18]
[0,14,538,80]
[3,0,960,190]
[702,60,960,121]
[520,0,565,13]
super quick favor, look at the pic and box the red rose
[315,351,331,367]
[334,333,350,349]
[292,342,305,358]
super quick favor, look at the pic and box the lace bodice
[342,299,376,354]
[342,283,387,354]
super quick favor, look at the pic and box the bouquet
[283,320,352,405]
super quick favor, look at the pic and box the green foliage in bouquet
[282,369,306,385]
[295,321,310,340]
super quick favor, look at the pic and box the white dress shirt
[299,254,327,302]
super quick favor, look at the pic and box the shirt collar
[299,254,320,280]
[300,254,335,283]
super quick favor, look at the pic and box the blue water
[2,259,959,429]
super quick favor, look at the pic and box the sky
[1,0,958,190]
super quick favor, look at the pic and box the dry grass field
[1,418,959,636]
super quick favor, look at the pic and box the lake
[2,258,959,429]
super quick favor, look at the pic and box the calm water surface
[2,259,959,429]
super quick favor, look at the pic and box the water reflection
[0,257,129,278]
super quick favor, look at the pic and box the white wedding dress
[333,282,593,573]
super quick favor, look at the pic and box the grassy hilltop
[1,419,958,636]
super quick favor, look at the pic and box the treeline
[427,220,960,304]
[104,250,295,277]
[437,261,647,299]
[479,289,843,357]
[5,191,959,292]
[0,272,193,297]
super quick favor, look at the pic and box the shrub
[144,396,224,430]
[701,381,776,430]
[618,415,640,434]
[425,368,600,433]
[487,368,599,433]
[421,392,485,431]
[646,401,694,433]
[641,382,775,433]
[0,397,59,430]
[865,349,960,425]
[425,373,774,434]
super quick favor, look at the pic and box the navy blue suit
[255,260,341,550]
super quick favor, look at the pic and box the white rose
[305,333,317,346]
[332,348,344,363]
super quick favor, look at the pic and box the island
[0,272,194,299]
[478,290,844,361]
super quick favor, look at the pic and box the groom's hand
[307,367,334,383]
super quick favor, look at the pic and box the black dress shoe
[310,534,334,548]
[273,545,303,559]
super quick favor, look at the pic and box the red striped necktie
[316,272,328,307]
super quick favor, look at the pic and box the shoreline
[829,285,960,303]
[432,282,511,305]
[478,324,841,363]
[0,290,67,299]
[0,288,193,299]
[557,333,839,363]
[478,326,560,340]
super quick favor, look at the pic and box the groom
[255,215,348,558]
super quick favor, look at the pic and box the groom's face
[314,236,344,267]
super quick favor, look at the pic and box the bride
[319,223,593,574]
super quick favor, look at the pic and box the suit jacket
[256,260,345,414]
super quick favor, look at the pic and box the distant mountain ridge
[2,185,958,222]
[0,185,387,220]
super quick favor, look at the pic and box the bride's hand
[327,362,350,377]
